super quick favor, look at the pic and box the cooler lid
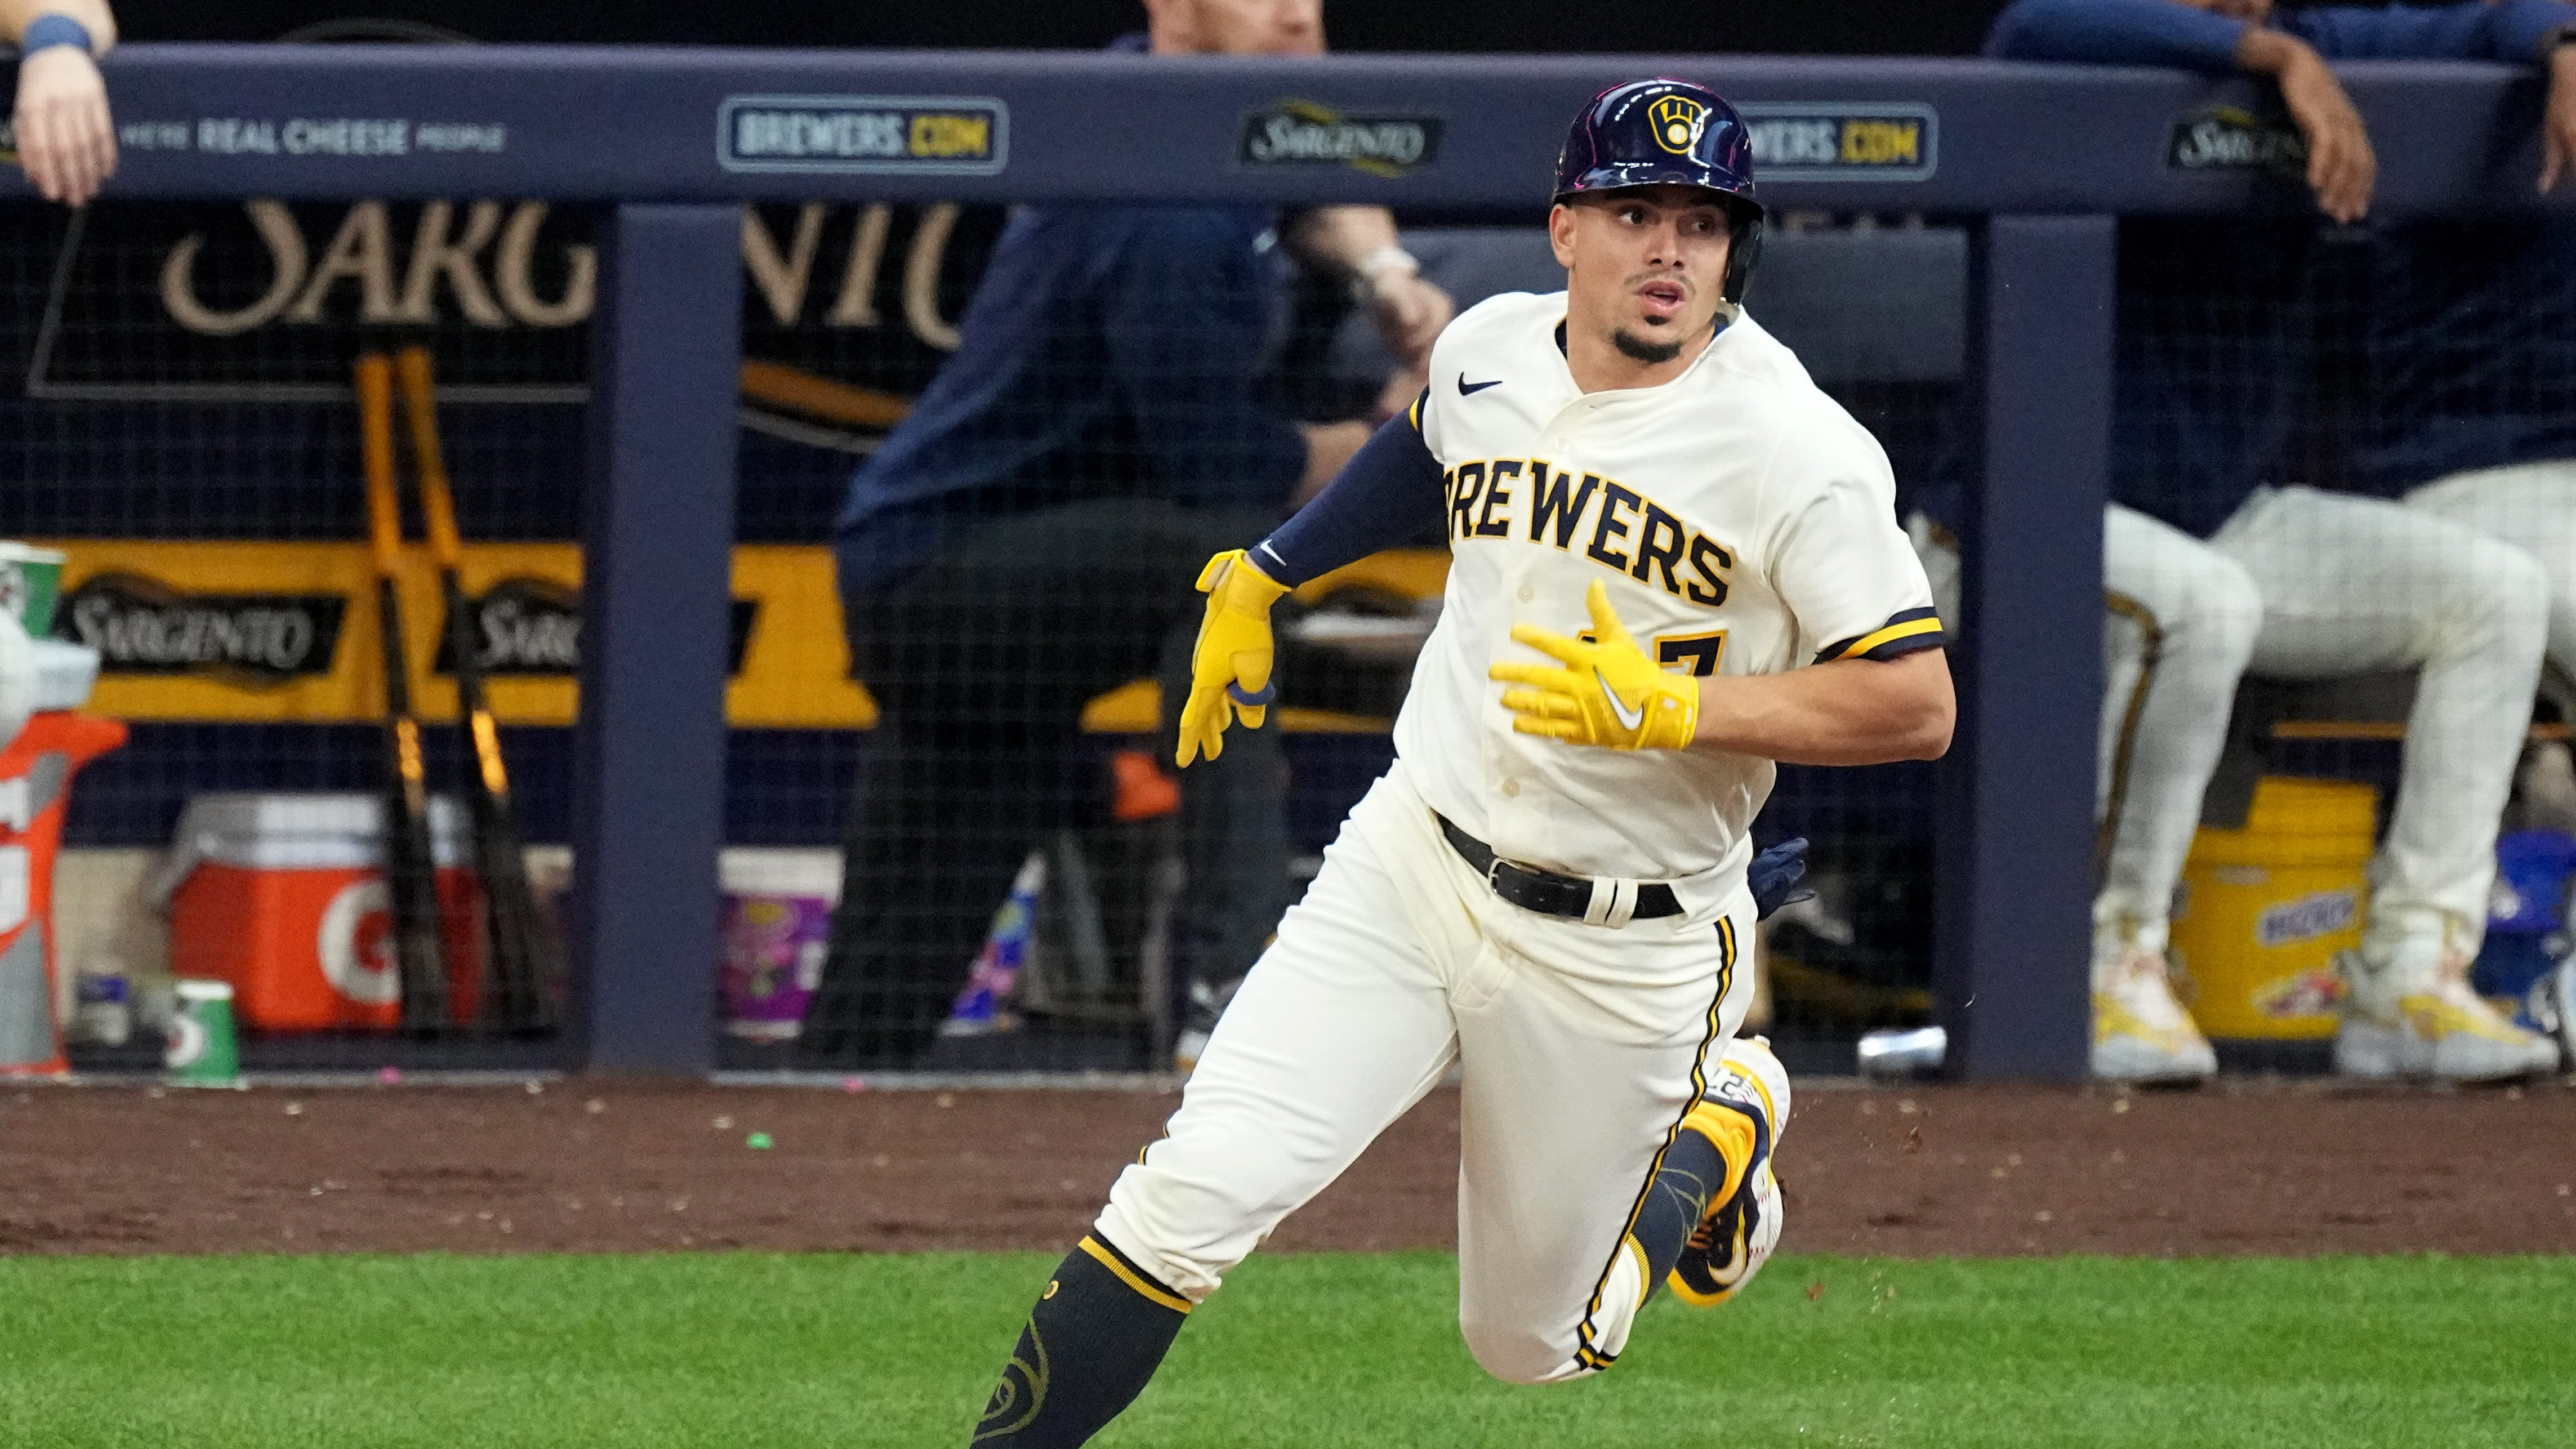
[153,791,472,907]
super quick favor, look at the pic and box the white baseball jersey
[1394,289,1943,882]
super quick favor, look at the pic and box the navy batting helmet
[1554,78,1764,303]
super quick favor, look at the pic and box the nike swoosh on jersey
[1598,669,1646,732]
[1458,374,1502,395]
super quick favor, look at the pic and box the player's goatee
[1612,328,1685,364]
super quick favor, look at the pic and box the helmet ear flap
[1722,212,1764,305]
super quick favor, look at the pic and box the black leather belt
[1436,812,1682,923]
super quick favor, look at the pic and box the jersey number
[1655,630,1727,677]
[1578,628,1727,677]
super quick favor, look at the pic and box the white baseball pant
[1093,759,1755,1384]
[2207,486,2546,947]
[2098,503,2262,959]
[1924,492,2544,958]
[2405,460,2576,706]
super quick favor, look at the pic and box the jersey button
[1501,779,1522,798]
[1517,584,1534,603]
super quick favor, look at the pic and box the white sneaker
[2334,939,2559,1082]
[2091,946,2217,1084]
[1666,1036,1790,1308]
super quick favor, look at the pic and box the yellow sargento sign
[39,541,1438,734]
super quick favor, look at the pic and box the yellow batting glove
[1176,549,1291,768]
[1488,579,1700,751]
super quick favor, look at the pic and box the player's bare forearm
[1285,206,1455,367]
[2542,43,2576,191]
[1293,420,1372,506]
[1,0,114,47]
[2236,26,2374,221]
[1690,648,1954,765]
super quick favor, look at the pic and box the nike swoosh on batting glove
[1176,549,1291,768]
[1488,579,1699,751]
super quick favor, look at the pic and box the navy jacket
[833,201,1305,591]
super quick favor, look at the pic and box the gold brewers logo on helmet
[1647,94,1708,156]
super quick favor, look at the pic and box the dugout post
[567,204,745,1073]
[1933,215,2115,1080]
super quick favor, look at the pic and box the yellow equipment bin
[2169,777,2377,1040]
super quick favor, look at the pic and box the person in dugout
[801,0,1455,1069]
[1970,0,2576,1083]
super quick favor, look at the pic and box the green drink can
[0,542,66,636]
[167,980,243,1089]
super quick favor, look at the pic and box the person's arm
[1486,581,1952,765]
[2546,38,2576,191]
[2287,0,2576,62]
[1295,419,1371,507]
[1722,448,1951,764]
[1284,206,1455,374]
[1255,399,1445,586]
[6,0,117,206]
[1983,0,2252,68]
[2236,26,2377,222]
[1690,647,1953,765]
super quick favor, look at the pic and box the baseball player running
[968,81,1953,1446]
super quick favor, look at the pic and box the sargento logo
[1736,104,1937,181]
[430,577,760,677]
[718,95,1008,175]
[60,573,345,682]
[1239,101,1442,178]
[2167,105,2306,174]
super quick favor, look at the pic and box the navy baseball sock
[970,1235,1191,1445]
[1630,1101,1757,1299]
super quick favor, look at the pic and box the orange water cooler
[159,793,485,1031]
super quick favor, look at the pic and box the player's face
[1146,0,1326,56]
[2168,0,2271,21]
[1549,188,1735,364]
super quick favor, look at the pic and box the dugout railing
[5,45,2566,1077]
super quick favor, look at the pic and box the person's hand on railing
[2540,41,2576,194]
[2238,28,2374,222]
[13,35,117,206]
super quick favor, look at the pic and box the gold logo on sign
[1648,95,1707,155]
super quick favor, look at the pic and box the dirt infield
[5,1076,2574,1257]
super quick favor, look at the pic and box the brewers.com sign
[1738,104,1937,182]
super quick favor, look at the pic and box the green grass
[4,1252,2571,1447]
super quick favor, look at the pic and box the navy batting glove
[1749,838,1812,920]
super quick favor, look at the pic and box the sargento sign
[34,541,1439,734]
[1737,104,1937,181]
[59,573,346,682]
[39,541,818,728]
[2166,105,2305,173]
[718,95,1008,175]
[425,577,757,678]
[1238,101,1442,178]
[19,199,992,411]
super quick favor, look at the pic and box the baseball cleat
[2091,946,2216,1085]
[2333,940,2559,1082]
[1666,1036,1789,1308]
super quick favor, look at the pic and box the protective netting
[7,196,1968,1075]
[2082,213,2576,1066]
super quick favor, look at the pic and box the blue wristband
[20,14,92,56]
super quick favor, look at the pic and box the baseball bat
[355,352,452,1032]
[395,345,559,1033]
